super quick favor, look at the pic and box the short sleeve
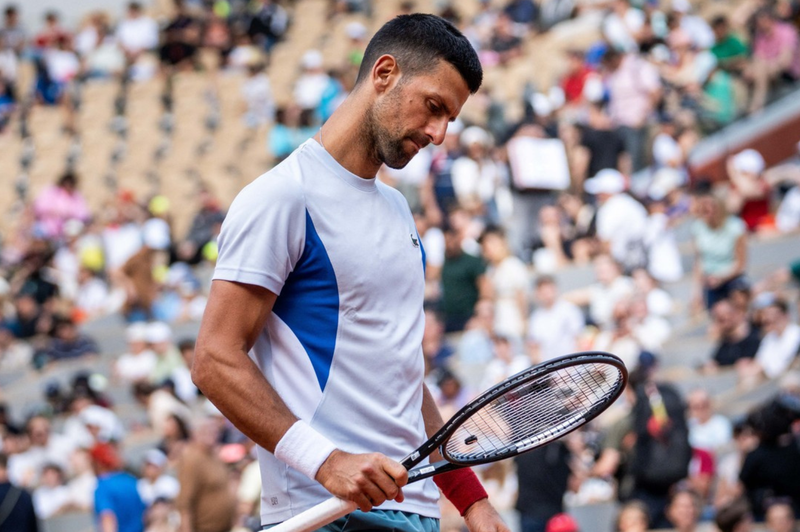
[213,172,307,295]
[94,483,112,514]
[726,216,746,238]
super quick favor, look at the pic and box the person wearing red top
[726,149,772,232]
[560,49,593,105]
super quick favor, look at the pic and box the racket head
[438,351,627,466]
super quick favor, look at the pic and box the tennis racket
[270,351,627,532]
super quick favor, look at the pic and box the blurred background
[1,0,800,531]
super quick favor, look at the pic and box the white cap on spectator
[302,50,323,70]
[80,405,124,442]
[345,22,367,40]
[146,321,172,344]
[143,218,171,250]
[732,149,765,174]
[460,126,490,147]
[126,322,148,343]
[446,118,464,136]
[144,448,168,468]
[653,133,682,166]
[582,75,604,102]
[648,168,683,201]
[672,0,690,13]
[584,169,626,195]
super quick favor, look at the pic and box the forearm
[99,512,118,532]
[421,383,445,462]
[193,343,297,453]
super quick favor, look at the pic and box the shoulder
[724,216,746,235]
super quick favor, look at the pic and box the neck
[317,88,381,179]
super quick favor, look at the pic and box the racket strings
[444,362,622,462]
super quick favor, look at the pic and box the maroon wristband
[433,468,488,516]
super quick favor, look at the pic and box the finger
[354,493,372,513]
[360,480,388,508]
[368,466,403,503]
[379,456,409,487]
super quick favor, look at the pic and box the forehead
[402,59,471,116]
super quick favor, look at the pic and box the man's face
[366,59,470,170]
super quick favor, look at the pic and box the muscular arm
[193,280,296,452]
[193,279,407,511]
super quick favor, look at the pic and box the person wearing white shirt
[115,323,158,385]
[565,254,635,329]
[479,226,530,340]
[751,299,800,380]
[585,169,648,272]
[527,276,584,363]
[137,449,180,506]
[687,389,732,455]
[480,336,530,391]
[32,464,72,519]
[293,50,331,111]
[116,2,158,58]
[8,416,77,488]
[775,186,800,233]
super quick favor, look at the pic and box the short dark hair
[535,275,556,288]
[478,224,505,243]
[355,14,482,94]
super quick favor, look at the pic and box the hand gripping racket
[270,351,627,532]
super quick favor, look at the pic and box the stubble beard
[362,88,416,170]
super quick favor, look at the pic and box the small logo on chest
[410,233,420,248]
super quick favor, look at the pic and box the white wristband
[274,420,337,481]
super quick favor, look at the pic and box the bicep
[197,280,278,358]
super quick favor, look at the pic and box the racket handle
[268,497,357,532]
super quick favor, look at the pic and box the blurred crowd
[1,0,800,531]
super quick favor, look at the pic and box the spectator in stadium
[716,497,754,532]
[691,191,748,311]
[575,84,630,182]
[267,103,316,162]
[441,225,488,333]
[115,323,157,385]
[116,2,158,60]
[615,500,650,532]
[32,172,91,241]
[32,463,71,519]
[1,5,26,56]
[8,415,77,488]
[715,419,759,511]
[726,149,772,232]
[741,298,800,381]
[603,47,662,173]
[527,275,584,363]
[247,0,289,54]
[515,440,572,532]
[710,15,749,73]
[175,417,236,532]
[458,299,497,365]
[745,8,800,113]
[453,126,502,220]
[602,0,646,54]
[487,13,523,66]
[739,400,800,521]
[764,499,797,532]
[421,310,454,375]
[0,452,38,532]
[293,49,332,112]
[40,315,99,363]
[480,335,528,390]
[584,169,648,273]
[136,449,179,507]
[91,442,146,532]
[702,298,760,373]
[567,256,633,331]
[687,388,733,455]
[158,0,201,72]
[665,487,703,532]
[479,226,529,340]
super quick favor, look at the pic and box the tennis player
[194,14,509,532]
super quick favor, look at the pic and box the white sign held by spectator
[507,137,570,191]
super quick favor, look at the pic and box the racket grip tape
[268,497,357,532]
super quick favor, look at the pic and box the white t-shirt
[528,300,585,362]
[137,475,180,506]
[116,349,157,384]
[776,186,800,233]
[33,485,72,518]
[45,49,80,83]
[755,323,800,379]
[487,256,530,339]
[214,139,439,523]
[116,16,159,53]
[293,73,331,110]
[589,276,635,328]
[689,414,732,453]
[102,223,142,270]
[644,212,684,283]
[596,194,648,267]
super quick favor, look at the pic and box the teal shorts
[263,510,439,532]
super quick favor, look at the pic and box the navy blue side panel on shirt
[273,210,339,391]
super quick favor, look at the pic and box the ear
[371,54,400,94]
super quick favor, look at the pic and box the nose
[425,117,450,146]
